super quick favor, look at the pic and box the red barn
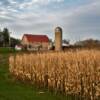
[21,34,49,50]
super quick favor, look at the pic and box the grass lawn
[0,48,77,100]
[0,47,15,54]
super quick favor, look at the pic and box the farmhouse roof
[23,34,49,43]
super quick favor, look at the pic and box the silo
[55,27,62,51]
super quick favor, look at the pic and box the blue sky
[0,0,100,43]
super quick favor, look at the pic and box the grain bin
[55,27,62,51]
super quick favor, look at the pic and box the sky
[0,0,100,43]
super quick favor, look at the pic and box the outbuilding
[21,34,49,51]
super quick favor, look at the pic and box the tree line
[74,39,100,48]
[0,28,10,47]
[0,28,20,47]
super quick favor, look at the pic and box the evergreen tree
[0,29,4,46]
[2,28,10,46]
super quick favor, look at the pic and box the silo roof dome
[55,26,62,32]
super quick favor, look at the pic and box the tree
[74,39,100,48]
[10,37,21,47]
[2,28,10,46]
[0,29,4,47]
[62,39,70,45]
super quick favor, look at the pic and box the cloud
[14,0,64,9]
[52,0,100,42]
[0,0,100,43]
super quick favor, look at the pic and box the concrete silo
[55,27,62,51]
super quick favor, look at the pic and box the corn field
[9,50,100,100]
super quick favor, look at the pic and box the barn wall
[21,36,29,45]
[21,36,49,50]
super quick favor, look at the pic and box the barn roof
[23,34,49,43]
